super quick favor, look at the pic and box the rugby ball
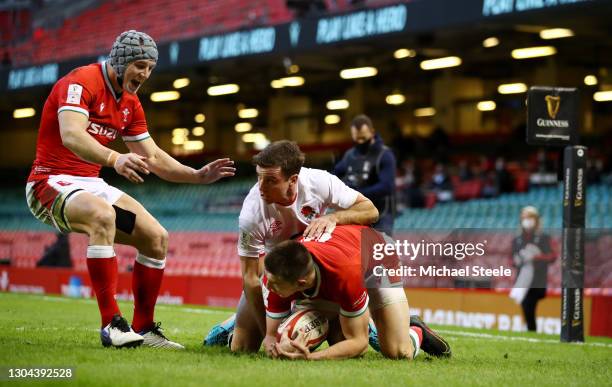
[276,309,329,351]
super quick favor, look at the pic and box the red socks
[131,254,165,333]
[86,245,120,327]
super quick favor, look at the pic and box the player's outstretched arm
[125,138,235,184]
[277,311,370,360]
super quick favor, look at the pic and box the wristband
[106,151,119,168]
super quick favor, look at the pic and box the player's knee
[147,226,168,259]
[381,342,413,360]
[89,205,116,235]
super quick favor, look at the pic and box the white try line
[35,294,230,315]
[15,326,99,332]
[437,329,612,348]
[156,305,230,315]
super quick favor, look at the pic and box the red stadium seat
[8,0,299,66]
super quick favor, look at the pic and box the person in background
[333,114,397,236]
[396,158,424,209]
[429,163,453,203]
[509,206,558,332]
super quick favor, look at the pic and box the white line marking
[156,305,230,315]
[12,294,230,315]
[438,329,612,348]
[14,326,99,332]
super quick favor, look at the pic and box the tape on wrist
[106,151,119,168]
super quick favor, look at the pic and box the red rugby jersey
[263,225,371,319]
[29,61,150,180]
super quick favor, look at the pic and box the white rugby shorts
[25,175,124,233]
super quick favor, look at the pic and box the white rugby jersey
[238,167,359,258]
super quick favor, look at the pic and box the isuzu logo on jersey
[87,122,117,139]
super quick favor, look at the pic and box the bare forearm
[61,127,115,167]
[243,279,266,335]
[266,317,282,337]
[147,148,197,183]
[333,198,379,225]
[309,338,368,360]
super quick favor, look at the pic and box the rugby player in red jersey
[25,30,235,349]
[262,225,451,360]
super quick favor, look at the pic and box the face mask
[355,141,371,154]
[521,218,536,230]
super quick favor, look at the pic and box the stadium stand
[5,0,411,67]
[2,179,610,231]
[1,178,609,289]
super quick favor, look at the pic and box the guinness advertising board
[527,86,579,146]
[560,146,587,342]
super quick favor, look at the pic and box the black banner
[0,0,605,91]
[527,86,579,146]
[560,145,587,343]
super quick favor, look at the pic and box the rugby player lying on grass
[261,225,451,360]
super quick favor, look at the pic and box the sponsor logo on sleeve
[66,84,83,104]
[239,230,251,251]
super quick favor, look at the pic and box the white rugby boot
[100,314,144,348]
[139,322,185,349]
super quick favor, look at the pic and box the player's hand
[194,158,236,184]
[263,335,279,358]
[275,330,310,360]
[114,153,149,183]
[302,214,337,240]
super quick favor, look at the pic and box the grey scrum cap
[109,30,158,77]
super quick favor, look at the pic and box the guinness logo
[545,95,561,119]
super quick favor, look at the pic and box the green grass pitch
[1,292,611,386]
